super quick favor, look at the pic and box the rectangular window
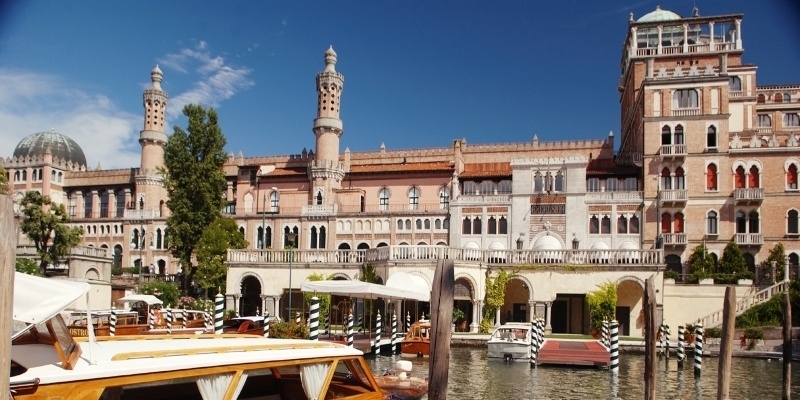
[589,216,599,234]
[605,178,618,192]
[587,178,600,192]
[673,89,698,109]
[757,114,772,127]
[783,113,800,127]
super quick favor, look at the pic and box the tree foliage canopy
[303,273,332,320]
[19,191,82,274]
[718,240,746,275]
[163,104,228,286]
[761,242,786,282]
[586,281,617,332]
[480,268,515,333]
[16,258,41,276]
[195,217,248,293]
[687,244,715,282]
[140,280,180,308]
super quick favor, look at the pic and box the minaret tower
[310,46,346,205]
[136,65,169,214]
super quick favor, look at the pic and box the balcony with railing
[672,108,700,117]
[660,144,686,159]
[585,191,643,204]
[733,187,764,203]
[124,208,161,219]
[301,204,337,216]
[227,245,663,269]
[659,189,688,205]
[735,233,763,246]
[662,233,687,247]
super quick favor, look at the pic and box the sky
[1,1,798,169]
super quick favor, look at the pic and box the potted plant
[684,323,696,345]
[452,308,465,332]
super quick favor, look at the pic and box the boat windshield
[495,328,528,341]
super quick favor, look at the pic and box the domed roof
[637,5,682,23]
[13,130,87,167]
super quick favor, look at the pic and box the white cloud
[157,41,254,120]
[0,69,141,170]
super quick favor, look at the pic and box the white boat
[487,322,533,361]
[8,273,411,400]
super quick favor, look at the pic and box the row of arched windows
[705,209,796,236]
[461,180,512,196]
[462,216,507,235]
[377,186,450,211]
[661,124,718,149]
[589,215,640,234]
[701,161,798,192]
[10,168,64,183]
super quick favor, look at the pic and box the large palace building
[4,6,799,336]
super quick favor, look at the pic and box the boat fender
[395,360,412,379]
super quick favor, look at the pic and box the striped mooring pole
[110,304,117,336]
[406,312,411,332]
[347,313,354,348]
[664,323,671,359]
[677,325,685,367]
[148,308,155,331]
[309,296,320,341]
[694,324,703,377]
[530,320,538,368]
[609,320,619,374]
[357,315,363,333]
[391,313,398,354]
[204,311,212,332]
[166,308,173,335]
[657,323,665,356]
[602,319,609,349]
[182,307,187,330]
[373,312,382,356]
[263,311,270,338]
[537,318,545,350]
[214,292,224,334]
[296,311,301,324]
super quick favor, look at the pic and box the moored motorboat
[487,322,533,361]
[373,360,428,400]
[400,320,430,358]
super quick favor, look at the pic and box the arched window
[788,210,799,235]
[397,219,404,230]
[661,213,671,234]
[784,113,800,127]
[674,125,684,145]
[554,172,564,192]
[757,94,765,103]
[728,76,741,92]
[534,173,544,193]
[675,167,685,190]
[473,217,482,234]
[775,93,784,103]
[706,163,718,190]
[788,164,799,190]
[462,217,471,235]
[617,215,628,234]
[735,211,747,233]
[748,165,760,188]
[435,219,442,229]
[673,89,698,109]
[462,181,477,195]
[498,180,513,194]
[734,166,746,189]
[757,114,771,127]
[499,216,507,234]
[379,188,390,211]
[661,167,672,190]
[318,226,327,249]
[84,191,93,218]
[601,216,611,234]
[629,215,640,234]
[480,181,496,195]
[408,186,420,210]
[316,191,323,205]
[707,126,717,148]
[488,216,497,234]
[405,219,411,230]
[661,125,671,145]
[707,211,718,235]
[784,93,792,103]
[589,216,600,234]
[439,187,449,209]
[747,211,760,233]
[424,219,430,229]
[416,219,423,230]
[310,227,318,249]
[270,191,279,212]
[673,212,684,233]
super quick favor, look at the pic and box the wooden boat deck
[537,340,610,368]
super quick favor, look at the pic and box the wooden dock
[537,339,610,368]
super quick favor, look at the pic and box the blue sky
[1,1,798,169]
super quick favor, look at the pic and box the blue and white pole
[373,312,382,356]
[110,304,117,337]
[347,313,354,347]
[677,325,685,367]
[602,319,609,349]
[263,311,270,338]
[309,296,320,341]
[538,318,545,350]
[609,320,619,374]
[204,311,212,332]
[148,308,155,331]
[530,320,538,368]
[406,312,411,332]
[391,313,398,354]
[694,324,703,377]
[166,308,173,335]
[214,293,224,334]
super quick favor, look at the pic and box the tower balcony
[302,204,338,216]
[733,188,763,204]
[659,144,686,160]
[659,189,688,206]
[735,233,763,246]
[662,233,687,247]
[124,208,160,219]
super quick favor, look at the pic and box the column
[708,22,715,49]
[91,190,99,219]
[682,23,689,53]
[545,301,553,334]
[735,19,742,49]
[108,190,117,218]
[124,188,132,210]
[76,191,85,219]
[528,301,536,322]
[233,294,241,316]
[657,25,663,54]
[260,295,267,316]
[470,300,480,333]
[494,308,501,328]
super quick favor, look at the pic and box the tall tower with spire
[137,65,169,215]
[309,46,346,205]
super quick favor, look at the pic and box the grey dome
[13,130,87,167]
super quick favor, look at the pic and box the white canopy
[301,280,429,302]
[117,294,164,306]
[385,272,429,299]
[13,273,90,337]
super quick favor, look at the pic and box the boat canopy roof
[13,272,90,338]
[301,280,430,302]
[116,294,164,306]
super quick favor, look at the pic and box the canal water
[368,347,800,399]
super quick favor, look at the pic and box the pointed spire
[151,65,163,90]
[324,46,337,73]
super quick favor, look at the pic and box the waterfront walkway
[537,339,610,367]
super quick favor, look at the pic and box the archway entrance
[239,276,262,316]
[616,279,644,336]
[502,279,530,324]
[454,278,474,332]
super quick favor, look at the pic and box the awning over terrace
[301,280,430,302]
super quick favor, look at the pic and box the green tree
[718,240,746,275]
[686,244,714,283]
[760,242,786,282]
[195,217,248,294]
[480,268,515,333]
[303,273,332,324]
[140,280,180,308]
[19,191,82,275]
[15,258,41,276]
[0,166,8,194]
[586,281,617,333]
[163,104,228,292]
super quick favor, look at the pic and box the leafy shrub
[270,320,309,339]
[687,269,711,284]
[704,327,722,339]
[664,270,680,281]
[744,328,764,340]
[713,273,737,284]
[225,310,237,320]
[736,271,755,281]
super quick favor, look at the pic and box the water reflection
[368,347,800,399]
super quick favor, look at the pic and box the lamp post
[286,232,297,320]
